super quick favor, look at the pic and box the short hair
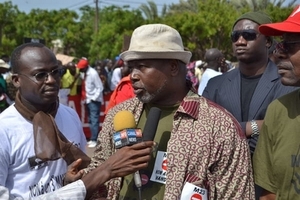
[10,43,46,73]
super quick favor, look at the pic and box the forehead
[233,19,259,31]
[283,33,300,41]
[128,59,168,66]
[20,47,57,70]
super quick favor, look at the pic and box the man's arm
[0,141,153,200]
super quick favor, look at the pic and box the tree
[0,1,19,54]
[89,6,145,63]
[228,0,297,11]
[139,0,167,20]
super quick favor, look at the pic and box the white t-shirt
[0,104,87,199]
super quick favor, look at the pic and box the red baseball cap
[259,5,300,36]
[77,58,89,69]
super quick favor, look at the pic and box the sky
[0,0,179,13]
[0,0,299,14]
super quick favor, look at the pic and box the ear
[266,36,273,49]
[169,59,180,77]
[12,74,21,88]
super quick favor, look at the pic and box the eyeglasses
[230,29,259,42]
[18,68,64,82]
[275,40,300,54]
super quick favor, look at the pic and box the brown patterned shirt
[85,90,255,199]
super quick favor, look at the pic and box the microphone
[113,110,142,149]
[112,108,161,196]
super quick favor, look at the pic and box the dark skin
[12,46,60,113]
[128,59,189,106]
[66,141,154,199]
[232,19,271,76]
[258,33,300,200]
[232,19,272,137]
[10,46,154,199]
[204,48,225,72]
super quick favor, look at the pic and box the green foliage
[89,6,145,63]
[0,0,296,63]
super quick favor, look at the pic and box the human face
[128,59,170,104]
[13,47,62,109]
[274,33,300,86]
[232,19,269,63]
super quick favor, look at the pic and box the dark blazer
[202,60,297,133]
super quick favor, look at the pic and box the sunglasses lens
[231,32,240,42]
[35,72,48,81]
[231,30,257,42]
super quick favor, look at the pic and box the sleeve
[253,101,277,193]
[84,109,120,198]
[0,127,10,188]
[31,180,86,200]
[208,111,255,199]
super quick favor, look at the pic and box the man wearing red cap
[77,57,103,148]
[253,5,300,200]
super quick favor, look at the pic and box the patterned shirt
[85,90,255,199]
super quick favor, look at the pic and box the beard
[138,80,167,103]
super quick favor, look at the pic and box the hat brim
[0,63,10,69]
[259,21,300,36]
[120,51,192,64]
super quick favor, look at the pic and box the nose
[130,68,139,82]
[274,49,288,61]
[45,72,57,83]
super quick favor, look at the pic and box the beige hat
[0,59,9,69]
[120,24,192,64]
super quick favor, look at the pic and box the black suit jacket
[202,60,297,133]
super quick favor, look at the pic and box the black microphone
[134,107,161,195]
[112,108,161,199]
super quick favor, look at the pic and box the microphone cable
[134,171,142,200]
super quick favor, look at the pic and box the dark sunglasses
[275,40,300,53]
[18,68,64,82]
[230,29,259,42]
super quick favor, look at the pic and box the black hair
[10,43,45,73]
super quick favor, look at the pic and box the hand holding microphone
[113,107,161,199]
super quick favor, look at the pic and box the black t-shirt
[240,73,262,121]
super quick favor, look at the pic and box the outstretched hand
[106,141,154,178]
[63,158,85,185]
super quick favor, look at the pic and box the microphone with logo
[113,107,161,200]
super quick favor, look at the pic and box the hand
[82,141,154,199]
[106,141,154,178]
[63,158,85,185]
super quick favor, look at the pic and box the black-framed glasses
[18,68,64,82]
[275,40,300,53]
[230,29,259,42]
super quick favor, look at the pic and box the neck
[239,59,268,76]
[20,95,55,113]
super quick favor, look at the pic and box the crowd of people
[1,5,300,200]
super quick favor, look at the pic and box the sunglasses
[230,29,259,42]
[275,40,300,53]
[18,68,64,82]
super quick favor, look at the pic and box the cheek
[290,54,300,77]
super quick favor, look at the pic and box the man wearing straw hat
[85,23,254,199]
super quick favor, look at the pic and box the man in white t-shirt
[0,43,154,200]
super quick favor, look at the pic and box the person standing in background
[197,48,224,95]
[202,11,298,199]
[77,58,104,148]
